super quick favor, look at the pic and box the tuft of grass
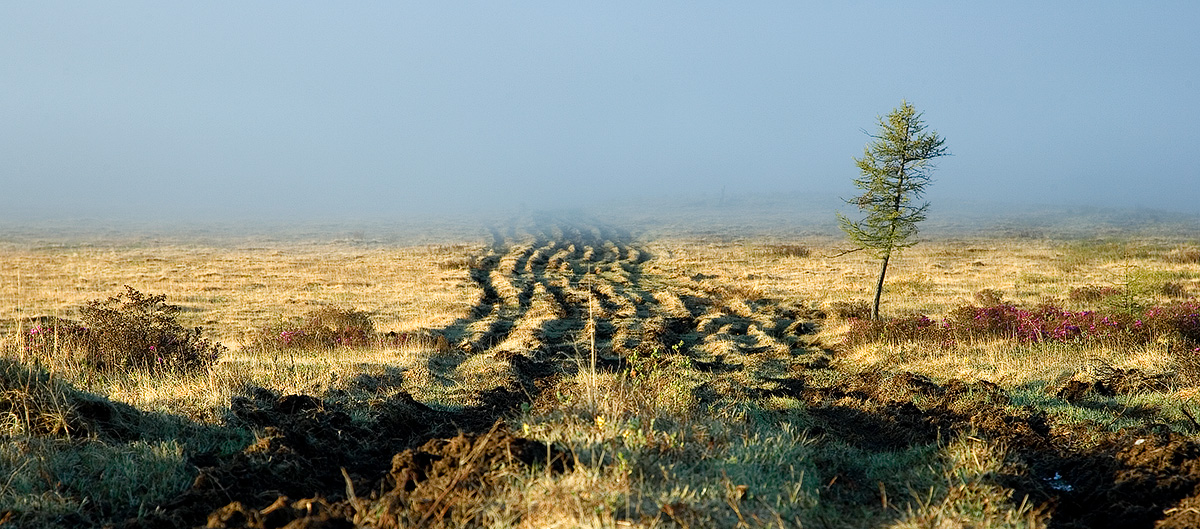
[888,436,1048,529]
[828,300,872,320]
[1017,272,1055,285]
[0,358,251,527]
[1068,284,1122,303]
[0,438,192,524]
[1165,246,1200,265]
[888,274,936,296]
[974,288,1005,306]
[0,359,80,438]
[749,243,811,259]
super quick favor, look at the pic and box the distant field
[0,241,484,343]
[3,217,1200,528]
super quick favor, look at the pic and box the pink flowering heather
[846,300,1200,348]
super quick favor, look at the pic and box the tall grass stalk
[589,287,597,412]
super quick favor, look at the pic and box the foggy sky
[2,2,1198,224]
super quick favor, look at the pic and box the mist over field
[2,3,1199,234]
[9,7,1200,527]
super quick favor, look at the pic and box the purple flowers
[846,300,1200,348]
[274,326,373,349]
[279,330,305,345]
[21,320,90,355]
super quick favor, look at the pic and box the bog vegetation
[3,222,1200,528]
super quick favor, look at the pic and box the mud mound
[1046,379,1115,402]
[1044,367,1175,403]
[228,387,446,484]
[497,350,559,397]
[1099,367,1175,394]
[205,497,353,529]
[796,369,1200,528]
[204,423,570,529]
[365,423,571,527]
[801,372,1047,451]
[1159,494,1200,529]
[995,433,1200,529]
[122,388,448,528]
[807,402,951,450]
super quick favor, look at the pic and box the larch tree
[838,101,948,320]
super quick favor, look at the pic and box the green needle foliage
[839,101,948,319]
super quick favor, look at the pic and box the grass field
[3,216,1200,528]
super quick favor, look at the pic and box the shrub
[844,314,944,346]
[299,306,374,347]
[972,289,1004,306]
[943,303,1023,340]
[1141,301,1200,385]
[253,306,376,351]
[843,299,1200,347]
[1166,247,1200,265]
[1161,281,1189,298]
[949,303,1126,343]
[1069,285,1123,303]
[828,300,872,320]
[20,316,90,359]
[754,244,810,258]
[1142,301,1200,344]
[78,286,224,374]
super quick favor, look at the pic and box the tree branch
[825,247,865,258]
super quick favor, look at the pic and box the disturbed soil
[797,370,1200,529]
[11,217,1200,528]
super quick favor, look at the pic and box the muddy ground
[13,217,1200,528]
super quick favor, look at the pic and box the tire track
[433,215,824,402]
[170,216,825,528]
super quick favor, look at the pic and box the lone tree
[839,101,948,320]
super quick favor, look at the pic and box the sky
[2,2,1198,224]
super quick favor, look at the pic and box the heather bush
[843,313,944,346]
[252,306,376,351]
[20,317,90,359]
[1142,301,1200,344]
[844,300,1200,350]
[77,286,224,374]
[1068,284,1123,303]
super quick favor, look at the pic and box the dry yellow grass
[0,241,483,345]
[5,235,1197,394]
[648,237,1200,318]
[4,227,1200,528]
[647,236,1198,385]
[0,240,488,417]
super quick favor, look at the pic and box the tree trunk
[872,252,891,320]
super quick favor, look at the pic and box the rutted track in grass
[29,217,1200,528]
[118,216,826,528]
[435,214,823,400]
